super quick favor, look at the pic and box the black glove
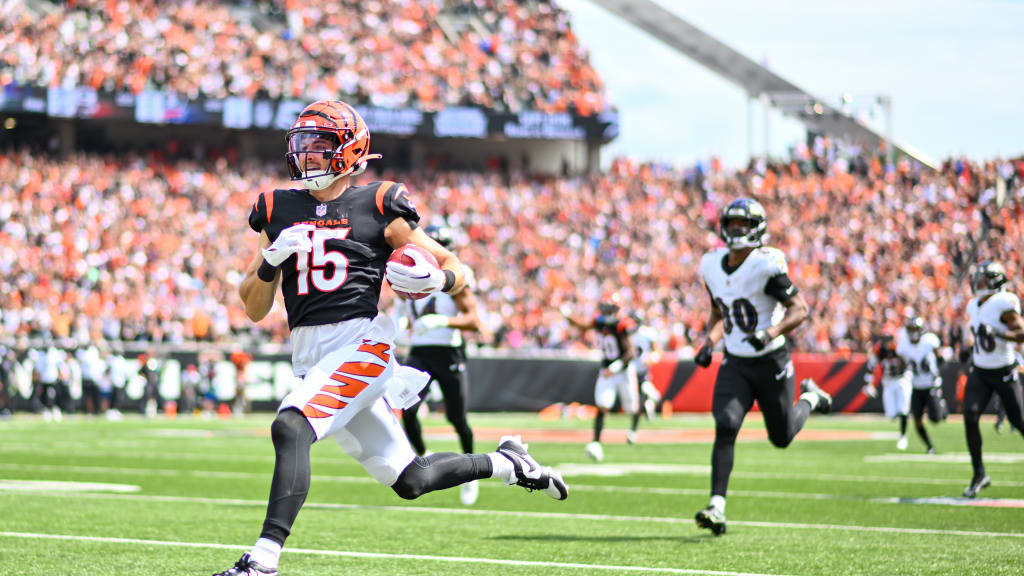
[744,329,771,352]
[958,348,971,363]
[695,343,713,368]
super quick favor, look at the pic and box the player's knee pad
[271,408,315,449]
[391,456,430,500]
[713,410,743,437]
[963,409,982,425]
[766,430,794,449]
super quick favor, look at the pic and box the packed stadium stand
[1,0,606,115]
[1,146,1021,356]
[0,0,1021,360]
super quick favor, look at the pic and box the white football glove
[386,248,445,294]
[559,304,573,318]
[413,314,449,335]
[262,224,314,267]
[861,384,878,399]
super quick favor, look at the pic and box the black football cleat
[962,475,991,499]
[800,378,832,414]
[496,435,569,500]
[695,506,727,536]
[212,554,277,576]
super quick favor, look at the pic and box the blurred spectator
[0,0,605,115]
[0,140,1022,357]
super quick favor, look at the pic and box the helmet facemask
[970,262,1008,297]
[906,317,924,344]
[719,199,768,249]
[286,130,346,191]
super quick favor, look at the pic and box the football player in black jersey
[214,101,567,576]
[562,291,641,462]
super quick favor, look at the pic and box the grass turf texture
[1,412,1022,575]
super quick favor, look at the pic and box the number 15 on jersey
[297,228,351,295]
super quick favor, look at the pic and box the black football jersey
[248,181,419,329]
[875,341,908,378]
[594,314,636,367]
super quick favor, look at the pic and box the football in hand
[388,244,440,300]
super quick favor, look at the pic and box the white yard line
[3,491,1023,539]
[0,462,984,502]
[6,458,1020,488]
[0,531,792,576]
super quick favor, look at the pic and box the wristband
[257,259,278,282]
[441,269,456,293]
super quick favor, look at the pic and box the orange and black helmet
[285,100,381,189]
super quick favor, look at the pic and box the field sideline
[1,412,1022,575]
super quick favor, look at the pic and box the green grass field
[1,411,1022,575]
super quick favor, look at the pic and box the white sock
[487,452,515,484]
[710,495,726,513]
[800,392,819,411]
[249,538,282,569]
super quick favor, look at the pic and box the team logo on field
[316,203,328,217]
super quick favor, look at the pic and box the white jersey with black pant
[897,332,946,422]
[963,291,1024,480]
[699,246,809,499]
[399,276,474,455]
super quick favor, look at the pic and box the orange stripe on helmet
[302,405,331,419]
[357,341,392,363]
[308,394,348,410]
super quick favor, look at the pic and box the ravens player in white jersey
[693,198,831,535]
[899,317,947,453]
[960,261,1024,498]
[214,100,567,576]
[630,311,663,421]
[397,224,483,505]
[862,333,913,450]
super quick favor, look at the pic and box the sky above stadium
[560,0,1024,168]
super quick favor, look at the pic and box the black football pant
[962,365,1024,479]
[259,409,492,546]
[910,387,946,450]
[710,348,811,498]
[401,346,473,454]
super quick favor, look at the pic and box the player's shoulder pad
[618,317,636,334]
[699,248,726,277]
[993,291,1022,313]
[924,333,942,348]
[369,180,411,213]
[755,246,789,276]
[248,190,276,233]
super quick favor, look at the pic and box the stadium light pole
[747,95,754,163]
[879,95,894,169]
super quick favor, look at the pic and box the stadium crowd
[0,0,605,115]
[0,142,1021,357]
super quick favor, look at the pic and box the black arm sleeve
[764,273,798,303]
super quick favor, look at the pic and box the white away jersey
[897,331,942,389]
[402,266,475,348]
[700,246,792,357]
[967,291,1021,369]
[633,325,659,363]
